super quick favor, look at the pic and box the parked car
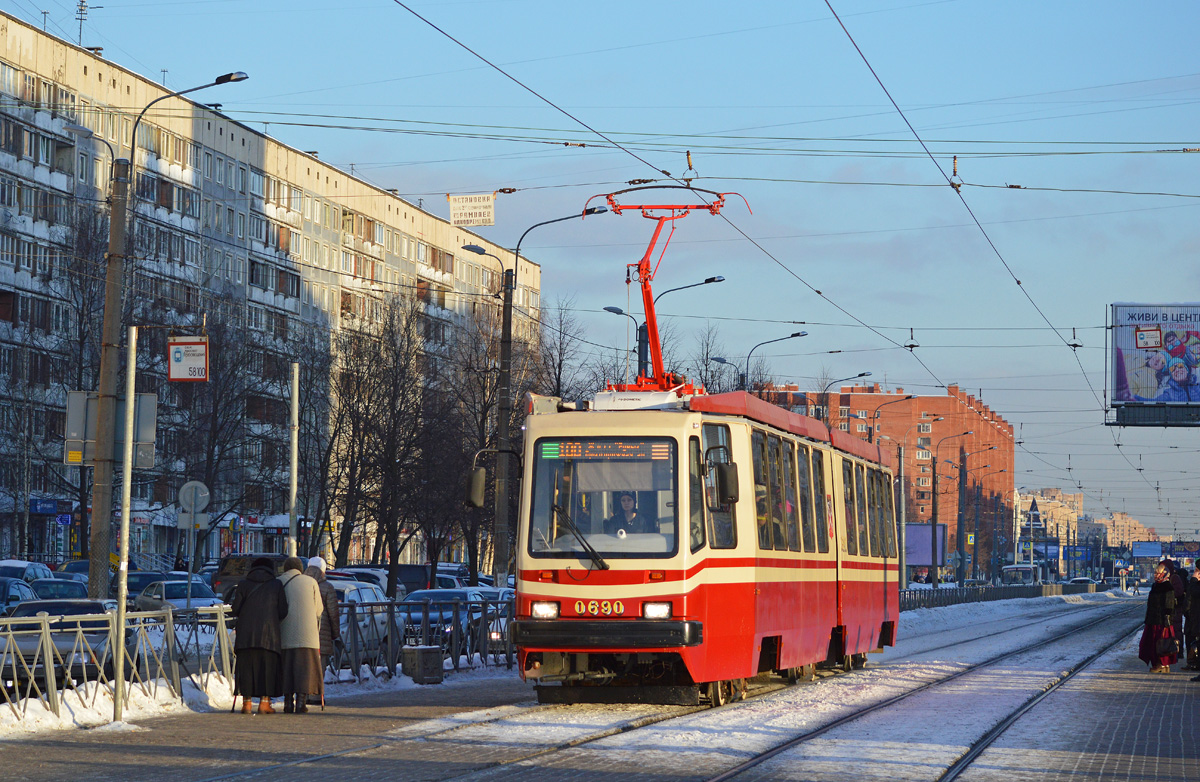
[57,559,92,575]
[400,588,488,657]
[50,570,89,585]
[0,559,55,584]
[330,567,408,600]
[31,578,88,600]
[0,576,39,615]
[108,572,167,610]
[1069,577,1099,585]
[133,580,225,611]
[212,554,298,601]
[4,599,136,685]
[327,579,390,662]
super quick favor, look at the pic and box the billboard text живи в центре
[1111,303,1200,406]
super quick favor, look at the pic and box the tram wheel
[786,667,801,684]
[800,663,816,682]
[851,653,868,670]
[733,678,747,701]
[708,680,730,707]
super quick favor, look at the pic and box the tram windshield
[528,437,678,559]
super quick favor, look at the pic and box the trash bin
[402,645,443,684]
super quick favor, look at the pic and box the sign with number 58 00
[168,336,209,382]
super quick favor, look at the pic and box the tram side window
[865,466,882,557]
[841,459,858,556]
[812,450,829,553]
[854,463,870,556]
[702,423,736,549]
[768,435,788,551]
[688,437,706,553]
[796,444,817,552]
[881,471,898,557]
[752,430,772,549]
[781,441,801,551]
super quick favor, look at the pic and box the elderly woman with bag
[230,557,288,714]
[1138,562,1179,673]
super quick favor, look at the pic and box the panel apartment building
[0,13,536,564]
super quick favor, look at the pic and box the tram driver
[604,491,655,536]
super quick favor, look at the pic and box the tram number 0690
[575,599,624,616]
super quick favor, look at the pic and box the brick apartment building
[763,382,1015,580]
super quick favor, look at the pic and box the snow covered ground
[0,589,1138,744]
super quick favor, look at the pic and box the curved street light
[604,306,640,385]
[930,430,972,588]
[462,207,607,588]
[711,331,806,391]
[868,394,914,443]
[93,71,249,725]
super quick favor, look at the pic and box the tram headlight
[642,602,672,620]
[531,601,560,620]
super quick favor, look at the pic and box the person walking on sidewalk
[304,556,341,700]
[230,557,288,714]
[1184,567,1200,671]
[1138,562,1179,673]
[279,557,322,713]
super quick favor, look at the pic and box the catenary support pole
[288,362,299,556]
[113,325,137,723]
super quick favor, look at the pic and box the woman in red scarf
[1138,563,1179,673]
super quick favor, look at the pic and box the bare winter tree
[688,322,737,393]
[536,295,589,401]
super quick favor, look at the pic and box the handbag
[1156,635,1177,656]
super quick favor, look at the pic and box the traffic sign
[179,481,210,513]
[55,513,71,526]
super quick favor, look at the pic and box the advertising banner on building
[447,193,495,227]
[1110,303,1200,405]
[1168,541,1200,558]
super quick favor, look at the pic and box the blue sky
[19,0,1200,535]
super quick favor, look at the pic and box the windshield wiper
[551,503,609,571]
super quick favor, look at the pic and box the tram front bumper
[512,619,703,648]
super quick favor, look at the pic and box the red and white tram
[506,189,899,705]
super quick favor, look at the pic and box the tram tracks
[190,600,1139,782]
[702,603,1144,782]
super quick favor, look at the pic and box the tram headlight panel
[642,602,672,620]
[531,601,560,620]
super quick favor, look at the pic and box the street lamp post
[462,206,606,586]
[930,430,971,587]
[879,415,943,584]
[710,331,807,391]
[951,445,996,584]
[819,372,871,425]
[603,306,640,386]
[972,469,1006,580]
[868,394,914,444]
[89,72,247,598]
[646,276,723,378]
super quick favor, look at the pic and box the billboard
[905,523,946,567]
[1131,541,1163,560]
[1110,303,1200,406]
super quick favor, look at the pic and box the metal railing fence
[900,582,1099,611]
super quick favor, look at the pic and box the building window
[915,450,931,460]
[203,152,212,179]
[856,423,867,433]
[918,422,932,434]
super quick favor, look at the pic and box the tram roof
[689,392,893,469]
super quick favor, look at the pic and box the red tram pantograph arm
[585,186,750,393]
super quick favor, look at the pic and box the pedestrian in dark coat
[304,557,340,691]
[1138,563,1179,673]
[1184,568,1200,670]
[230,557,288,714]
[1167,560,1186,651]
